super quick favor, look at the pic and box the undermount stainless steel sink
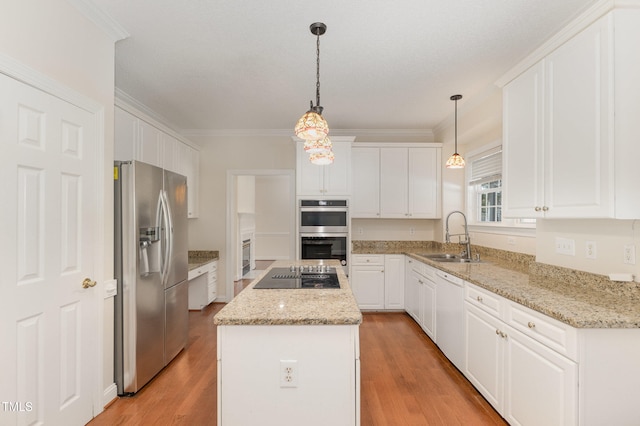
[416,253,488,264]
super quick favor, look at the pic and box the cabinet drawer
[351,254,385,265]
[505,301,577,361]
[465,283,502,318]
[188,260,216,281]
[413,261,436,280]
[189,265,208,280]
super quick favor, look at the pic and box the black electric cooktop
[253,267,340,289]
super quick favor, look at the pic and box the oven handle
[300,232,349,238]
[300,207,349,213]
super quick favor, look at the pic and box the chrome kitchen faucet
[445,210,472,260]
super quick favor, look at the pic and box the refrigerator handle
[160,190,174,286]
[157,191,170,286]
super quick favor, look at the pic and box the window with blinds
[468,147,502,223]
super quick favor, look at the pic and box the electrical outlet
[280,360,298,388]
[585,241,597,259]
[507,236,517,246]
[555,237,575,256]
[409,227,415,235]
[357,227,363,235]
[624,245,636,265]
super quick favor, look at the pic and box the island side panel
[217,324,360,426]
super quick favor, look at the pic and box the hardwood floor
[89,308,506,425]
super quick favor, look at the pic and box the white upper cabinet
[114,105,201,218]
[351,147,380,217]
[379,147,408,218]
[137,119,163,168]
[162,134,183,174]
[502,62,544,218]
[408,147,440,218]
[295,137,353,197]
[502,9,640,219]
[114,106,138,161]
[184,144,200,218]
[352,143,441,218]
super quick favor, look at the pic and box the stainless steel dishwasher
[435,270,465,371]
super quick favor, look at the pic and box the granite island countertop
[214,260,363,326]
[405,251,640,329]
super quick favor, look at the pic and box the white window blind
[469,146,502,184]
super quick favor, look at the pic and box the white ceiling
[92,0,598,134]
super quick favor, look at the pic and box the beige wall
[187,133,297,299]
[0,0,117,411]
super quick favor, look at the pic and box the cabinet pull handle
[528,321,536,329]
[476,296,483,302]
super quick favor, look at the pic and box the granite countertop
[214,260,363,326]
[188,250,219,270]
[405,252,640,329]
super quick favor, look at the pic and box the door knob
[82,278,97,289]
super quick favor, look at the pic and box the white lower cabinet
[401,258,640,425]
[404,258,420,320]
[188,260,217,310]
[383,254,405,309]
[404,258,436,340]
[350,264,385,309]
[464,283,577,425]
[351,254,404,310]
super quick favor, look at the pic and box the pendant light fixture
[294,22,334,165]
[445,94,466,169]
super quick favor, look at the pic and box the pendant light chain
[294,22,333,165]
[454,96,458,153]
[315,30,321,109]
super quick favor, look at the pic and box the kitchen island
[214,260,362,426]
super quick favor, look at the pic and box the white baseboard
[103,383,118,408]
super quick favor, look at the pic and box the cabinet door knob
[477,296,483,302]
[542,206,549,211]
[534,206,542,212]
[528,321,536,329]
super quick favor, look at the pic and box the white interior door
[0,73,98,425]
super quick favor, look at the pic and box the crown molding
[66,0,129,42]
[181,127,435,140]
[115,88,200,148]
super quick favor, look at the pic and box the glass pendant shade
[309,150,334,165]
[295,111,329,141]
[303,136,332,154]
[445,152,466,169]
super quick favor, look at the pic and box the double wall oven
[299,200,349,270]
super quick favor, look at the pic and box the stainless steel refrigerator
[114,160,189,395]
